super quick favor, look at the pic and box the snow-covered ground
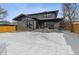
[0,31,79,55]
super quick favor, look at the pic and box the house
[13,10,63,31]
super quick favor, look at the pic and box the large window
[25,18,34,30]
[21,17,34,30]
[29,13,56,19]
[27,20,34,29]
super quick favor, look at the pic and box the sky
[0,3,62,22]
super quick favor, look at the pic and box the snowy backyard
[0,31,79,55]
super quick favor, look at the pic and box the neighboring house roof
[0,21,10,25]
[65,18,79,22]
[72,18,79,22]
[64,18,79,24]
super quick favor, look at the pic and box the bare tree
[0,5,7,20]
[62,3,79,32]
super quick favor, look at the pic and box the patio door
[44,22,54,29]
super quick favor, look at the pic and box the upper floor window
[28,13,55,18]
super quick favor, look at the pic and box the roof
[13,10,59,21]
[13,14,27,21]
[27,10,58,16]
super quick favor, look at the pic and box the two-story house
[13,10,63,31]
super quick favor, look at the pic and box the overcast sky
[1,3,62,21]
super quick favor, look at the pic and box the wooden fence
[64,23,79,33]
[0,25,17,32]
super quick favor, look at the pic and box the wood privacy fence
[0,25,17,32]
[64,23,79,33]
